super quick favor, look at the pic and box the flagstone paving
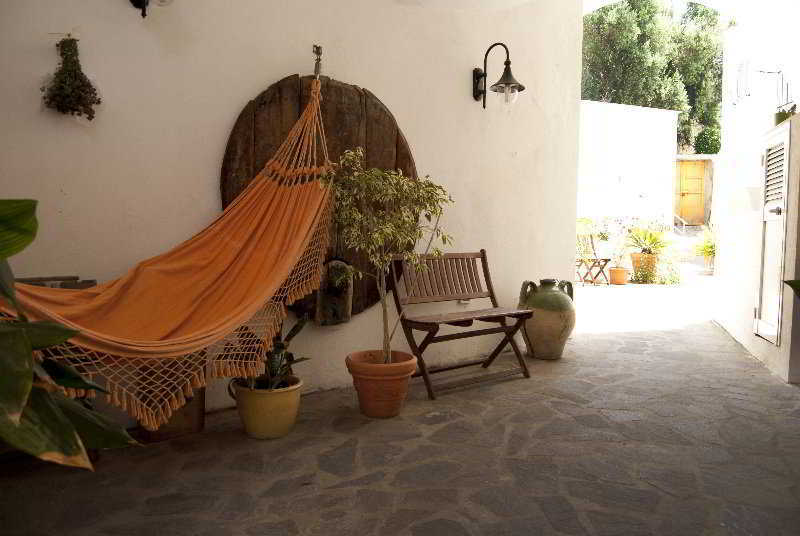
[2,321,800,535]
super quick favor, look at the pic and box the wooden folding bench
[390,250,532,399]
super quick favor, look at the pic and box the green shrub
[694,227,715,258]
[631,265,657,284]
[694,126,721,154]
[627,228,668,254]
[656,255,681,285]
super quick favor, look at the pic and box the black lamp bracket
[313,44,323,79]
[130,0,149,18]
[473,42,511,109]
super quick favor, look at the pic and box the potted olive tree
[323,148,451,418]
[627,228,667,284]
[227,317,309,439]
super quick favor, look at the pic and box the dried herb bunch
[42,36,101,121]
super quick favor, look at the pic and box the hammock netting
[2,79,333,430]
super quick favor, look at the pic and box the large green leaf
[0,387,92,470]
[14,321,78,350]
[55,394,138,450]
[0,326,33,423]
[0,199,38,258]
[0,258,19,313]
[784,280,800,298]
[40,359,108,394]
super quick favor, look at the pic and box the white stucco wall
[0,0,583,412]
[713,2,800,383]
[578,101,678,225]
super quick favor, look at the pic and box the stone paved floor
[3,321,800,536]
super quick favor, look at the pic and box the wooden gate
[676,160,706,225]
[675,160,708,225]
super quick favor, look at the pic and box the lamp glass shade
[489,63,525,95]
[497,86,519,106]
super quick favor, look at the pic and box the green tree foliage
[672,3,723,152]
[694,126,721,154]
[582,1,723,153]
[322,149,452,363]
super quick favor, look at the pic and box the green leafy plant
[694,126,721,154]
[695,226,715,258]
[627,228,667,255]
[325,262,351,298]
[631,264,656,284]
[230,317,309,392]
[322,148,452,364]
[41,36,101,121]
[610,242,629,269]
[0,199,136,470]
[656,253,681,285]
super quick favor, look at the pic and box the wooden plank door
[755,124,790,344]
[677,161,706,225]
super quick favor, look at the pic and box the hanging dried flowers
[41,36,101,121]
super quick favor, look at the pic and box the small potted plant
[227,317,309,439]
[695,226,716,273]
[323,148,452,418]
[609,252,629,285]
[627,228,667,284]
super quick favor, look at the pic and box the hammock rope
[3,57,334,430]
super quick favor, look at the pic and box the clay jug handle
[558,280,574,300]
[519,280,535,304]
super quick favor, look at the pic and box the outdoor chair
[390,250,532,399]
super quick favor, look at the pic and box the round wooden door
[220,74,417,315]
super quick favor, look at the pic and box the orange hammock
[2,78,332,430]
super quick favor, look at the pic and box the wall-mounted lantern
[129,0,174,18]
[473,42,525,109]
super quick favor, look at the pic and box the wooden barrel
[220,74,417,316]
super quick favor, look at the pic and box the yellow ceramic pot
[231,376,302,439]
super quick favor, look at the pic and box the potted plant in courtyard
[323,148,452,418]
[227,317,309,439]
[695,226,716,273]
[609,250,629,285]
[627,228,667,284]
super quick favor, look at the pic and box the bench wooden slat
[402,292,490,305]
[407,307,533,325]
[470,258,483,293]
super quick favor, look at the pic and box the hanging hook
[313,44,323,79]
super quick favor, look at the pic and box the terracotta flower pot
[704,255,714,273]
[231,376,302,439]
[630,253,657,279]
[345,350,417,418]
[609,267,629,285]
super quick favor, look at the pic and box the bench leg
[403,324,438,400]
[507,319,531,378]
[482,318,530,378]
